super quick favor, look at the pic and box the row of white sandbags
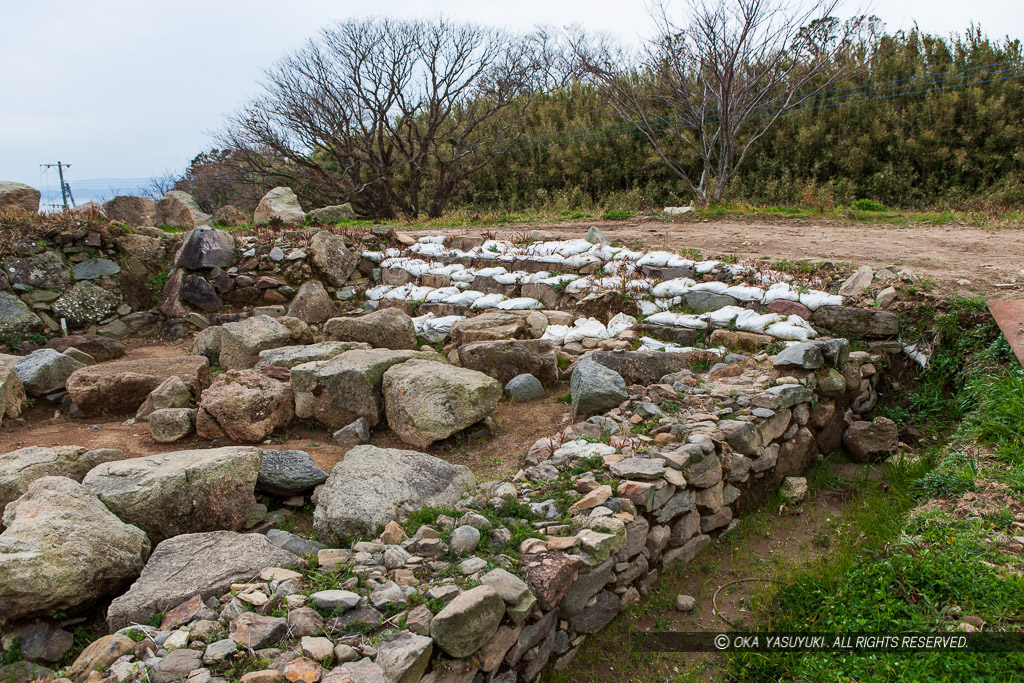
[366,283,545,311]
[644,306,819,341]
[368,250,840,311]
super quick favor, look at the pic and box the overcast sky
[2,0,1022,202]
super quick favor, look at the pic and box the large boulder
[219,315,311,370]
[66,355,210,416]
[0,356,27,426]
[450,311,528,346]
[307,204,357,223]
[114,234,168,270]
[0,181,41,213]
[2,251,69,290]
[0,292,43,339]
[429,585,505,658]
[82,447,262,543]
[0,477,150,620]
[46,335,125,362]
[307,230,356,287]
[313,445,475,539]
[843,417,899,461]
[52,282,120,328]
[254,187,305,225]
[0,446,128,516]
[286,280,334,324]
[157,190,212,229]
[11,349,85,397]
[196,370,294,442]
[453,339,559,386]
[254,341,370,370]
[382,360,501,448]
[324,308,417,350]
[586,350,694,386]
[811,306,899,339]
[257,449,328,495]
[291,348,441,429]
[174,226,235,270]
[102,196,157,225]
[213,205,248,227]
[570,358,628,419]
[106,530,299,630]
[73,258,121,280]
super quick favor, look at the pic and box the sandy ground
[408,216,1024,298]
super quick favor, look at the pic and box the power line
[40,161,75,212]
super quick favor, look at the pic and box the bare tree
[220,16,533,219]
[577,0,863,206]
[141,169,180,201]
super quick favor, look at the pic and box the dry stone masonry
[0,196,913,683]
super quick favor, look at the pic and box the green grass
[725,313,1024,683]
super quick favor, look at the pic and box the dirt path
[409,217,1024,299]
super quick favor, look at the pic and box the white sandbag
[691,281,729,294]
[638,300,661,316]
[384,284,414,300]
[471,293,506,309]
[644,311,705,329]
[362,251,386,263]
[565,277,595,295]
[799,290,843,310]
[365,284,394,300]
[611,248,644,261]
[450,270,476,282]
[607,312,636,336]
[481,240,508,254]
[636,251,675,267]
[425,286,462,302]
[407,286,434,301]
[554,239,594,257]
[475,266,507,278]
[652,278,697,298]
[724,285,765,302]
[694,260,720,274]
[409,242,447,258]
[763,282,800,303]
[563,317,610,343]
[734,309,782,334]
[703,305,746,326]
[765,321,812,341]
[444,290,484,306]
[418,235,446,244]
[496,297,542,310]
[541,324,570,343]
[494,271,530,285]
[665,255,696,268]
[563,254,601,268]
[532,253,566,264]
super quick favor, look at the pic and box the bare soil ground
[0,334,573,480]
[408,216,1024,298]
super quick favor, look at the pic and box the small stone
[676,594,696,612]
[449,525,481,555]
[203,639,237,665]
[780,477,808,505]
[309,590,360,611]
[282,657,321,683]
[299,637,334,662]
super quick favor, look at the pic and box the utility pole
[41,161,75,212]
